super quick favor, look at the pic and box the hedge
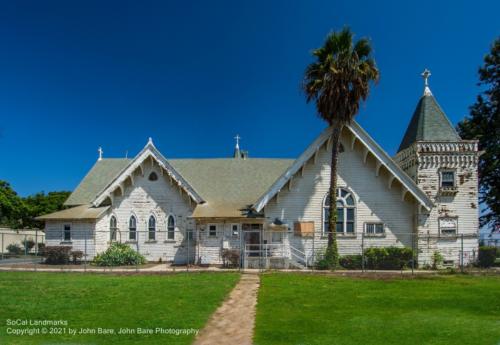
[478,246,497,268]
[43,246,72,264]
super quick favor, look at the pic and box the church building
[39,71,480,268]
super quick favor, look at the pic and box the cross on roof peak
[234,134,241,149]
[98,147,103,161]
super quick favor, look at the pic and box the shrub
[221,249,240,268]
[71,250,84,264]
[432,251,444,269]
[43,246,72,264]
[93,243,146,266]
[6,244,23,255]
[364,246,413,270]
[478,246,497,268]
[339,255,362,269]
[22,239,36,253]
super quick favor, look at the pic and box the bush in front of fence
[6,243,23,256]
[43,246,72,264]
[21,239,36,253]
[478,246,497,268]
[93,243,146,266]
[364,247,413,270]
[339,255,362,269]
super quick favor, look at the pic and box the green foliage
[302,28,379,263]
[315,245,340,270]
[6,243,22,255]
[339,254,362,269]
[70,250,84,264]
[93,243,146,266]
[21,239,36,253]
[0,181,26,228]
[363,246,413,270]
[43,246,72,264]
[0,180,70,229]
[478,246,497,268]
[457,37,500,229]
[432,251,444,269]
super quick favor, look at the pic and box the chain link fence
[0,228,491,273]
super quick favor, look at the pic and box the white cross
[234,134,241,149]
[98,147,103,161]
[422,69,431,86]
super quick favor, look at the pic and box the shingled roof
[64,158,130,206]
[397,92,460,152]
[169,158,294,217]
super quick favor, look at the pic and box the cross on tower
[422,68,431,86]
[421,69,432,96]
[234,134,241,149]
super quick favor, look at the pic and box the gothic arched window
[167,215,175,240]
[323,188,356,234]
[110,216,118,241]
[148,215,156,240]
[129,215,137,241]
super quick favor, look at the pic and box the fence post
[24,234,27,265]
[361,233,365,272]
[187,229,190,272]
[312,228,315,271]
[84,229,87,273]
[460,233,464,273]
[411,233,415,275]
[1,233,3,261]
[34,230,38,272]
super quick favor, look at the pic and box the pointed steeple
[397,69,460,152]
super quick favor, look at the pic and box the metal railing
[0,229,491,273]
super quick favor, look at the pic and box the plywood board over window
[294,221,314,237]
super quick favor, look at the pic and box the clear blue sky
[0,0,498,196]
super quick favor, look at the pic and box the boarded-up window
[294,221,314,237]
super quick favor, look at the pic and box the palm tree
[303,28,379,269]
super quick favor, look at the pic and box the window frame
[323,188,356,235]
[63,223,71,242]
[439,217,458,236]
[208,224,217,237]
[167,215,175,240]
[231,224,240,238]
[128,215,137,241]
[148,215,156,241]
[110,215,118,241]
[440,170,456,189]
[364,222,385,236]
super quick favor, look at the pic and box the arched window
[148,215,156,240]
[148,172,158,181]
[129,216,137,241]
[110,216,118,241]
[167,215,175,240]
[323,188,356,234]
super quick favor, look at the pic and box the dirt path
[193,273,260,345]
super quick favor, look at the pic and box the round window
[148,172,158,181]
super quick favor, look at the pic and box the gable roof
[91,140,205,207]
[252,121,434,212]
[398,93,460,152]
[64,159,130,206]
[170,158,294,217]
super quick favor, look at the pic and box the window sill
[145,240,157,244]
[364,233,386,238]
[125,241,137,244]
[439,234,458,239]
[164,240,176,243]
[60,241,72,245]
[337,233,357,238]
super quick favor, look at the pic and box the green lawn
[0,272,240,345]
[255,273,500,345]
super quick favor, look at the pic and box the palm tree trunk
[327,121,343,267]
